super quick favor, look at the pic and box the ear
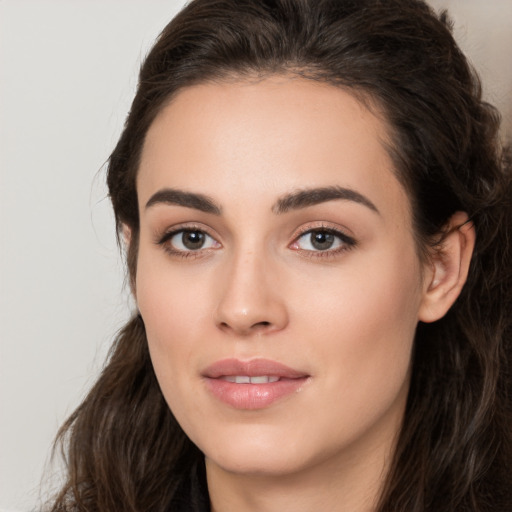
[121,223,132,247]
[121,223,138,297]
[418,211,475,323]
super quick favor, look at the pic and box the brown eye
[310,231,335,250]
[292,228,356,253]
[165,229,220,252]
[180,230,206,250]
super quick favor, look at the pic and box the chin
[206,450,305,477]
[199,427,309,477]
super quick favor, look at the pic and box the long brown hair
[49,1,512,510]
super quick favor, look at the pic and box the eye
[291,228,356,254]
[159,228,220,254]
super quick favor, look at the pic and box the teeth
[250,375,280,384]
[221,375,280,384]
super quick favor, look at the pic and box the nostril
[218,319,273,333]
[251,321,272,330]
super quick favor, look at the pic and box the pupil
[311,231,334,250]
[182,231,205,250]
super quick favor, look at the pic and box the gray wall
[429,0,512,140]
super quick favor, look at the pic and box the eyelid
[155,222,215,244]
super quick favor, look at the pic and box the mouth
[202,358,310,410]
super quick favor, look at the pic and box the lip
[202,358,310,410]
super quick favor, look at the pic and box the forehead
[137,77,410,220]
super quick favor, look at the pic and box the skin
[134,77,474,512]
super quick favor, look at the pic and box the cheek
[135,251,223,442]
[134,247,207,383]
[301,248,422,404]
[136,239,212,326]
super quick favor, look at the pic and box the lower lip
[204,377,308,410]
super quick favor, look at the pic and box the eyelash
[155,224,357,260]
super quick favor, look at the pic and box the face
[135,77,428,480]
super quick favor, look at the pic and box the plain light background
[0,1,510,511]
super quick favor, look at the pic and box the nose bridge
[214,242,288,335]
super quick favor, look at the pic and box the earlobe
[418,212,475,323]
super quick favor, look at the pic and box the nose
[214,250,289,336]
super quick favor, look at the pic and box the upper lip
[202,358,309,379]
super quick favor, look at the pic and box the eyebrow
[272,186,380,215]
[144,185,379,216]
[145,188,222,215]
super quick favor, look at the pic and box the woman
[49,0,512,510]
